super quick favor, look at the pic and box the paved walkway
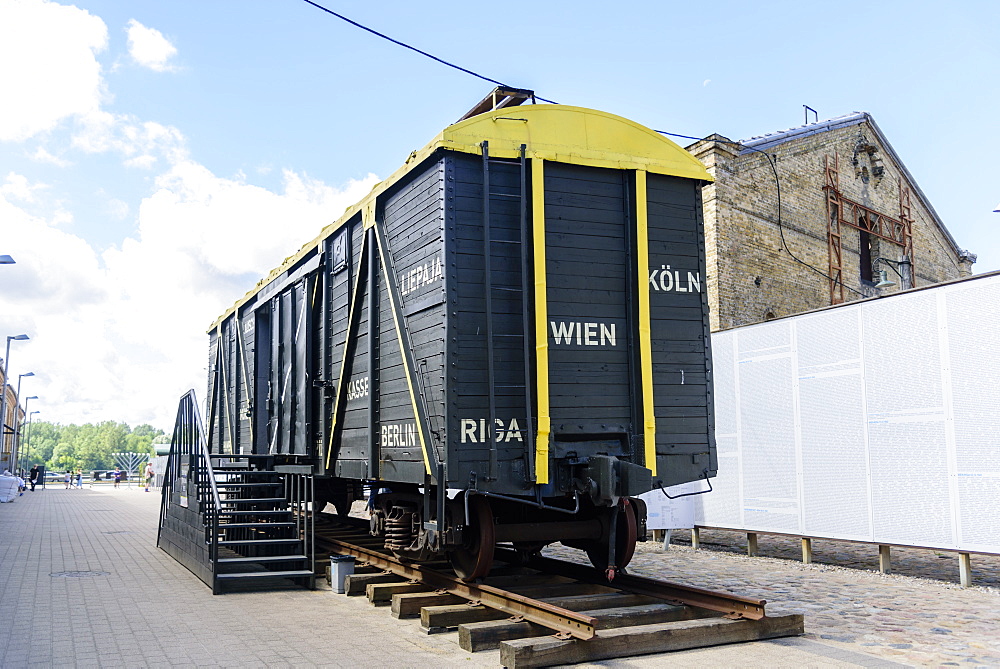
[0,486,995,667]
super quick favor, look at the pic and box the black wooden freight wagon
[203,104,716,577]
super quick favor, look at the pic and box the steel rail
[515,552,767,620]
[316,533,598,640]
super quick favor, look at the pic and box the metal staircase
[158,391,316,594]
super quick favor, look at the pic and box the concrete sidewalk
[0,486,943,667]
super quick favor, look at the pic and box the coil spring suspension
[384,506,415,551]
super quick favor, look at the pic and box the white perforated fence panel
[693,272,1000,554]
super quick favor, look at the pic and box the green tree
[23,421,58,467]
[51,441,77,471]
[22,420,168,471]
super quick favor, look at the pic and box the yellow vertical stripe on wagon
[374,223,433,476]
[326,234,367,468]
[532,158,551,484]
[636,170,657,476]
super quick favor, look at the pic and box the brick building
[687,113,976,332]
[0,364,26,472]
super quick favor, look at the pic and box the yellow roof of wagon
[211,105,711,329]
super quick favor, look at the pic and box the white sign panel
[640,481,706,530]
[695,273,1000,555]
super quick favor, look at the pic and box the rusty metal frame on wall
[824,153,911,304]
[825,155,845,304]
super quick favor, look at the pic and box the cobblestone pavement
[545,531,1000,668]
[3,487,997,667]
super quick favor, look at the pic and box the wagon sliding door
[267,278,314,456]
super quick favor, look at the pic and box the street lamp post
[1,334,29,471]
[23,410,39,483]
[12,373,34,473]
[16,396,38,473]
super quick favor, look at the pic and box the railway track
[313,514,804,667]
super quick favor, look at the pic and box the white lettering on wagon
[381,422,418,448]
[550,321,617,347]
[400,256,443,296]
[460,418,524,444]
[649,264,702,293]
[346,376,369,401]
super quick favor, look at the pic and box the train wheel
[449,496,495,582]
[585,499,637,577]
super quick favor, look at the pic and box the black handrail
[160,390,226,591]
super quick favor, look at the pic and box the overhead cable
[299,0,556,103]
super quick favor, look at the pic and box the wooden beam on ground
[458,602,719,652]
[391,592,465,619]
[959,553,972,587]
[499,613,805,668]
[484,573,574,589]
[585,603,720,628]
[343,571,404,596]
[801,537,813,564]
[540,592,655,610]
[460,618,550,651]
[367,582,429,606]
[421,603,508,632]
[421,592,656,634]
[514,582,614,599]
[879,545,891,574]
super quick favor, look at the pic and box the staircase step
[220,498,286,504]
[215,483,282,488]
[216,569,314,580]
[218,555,308,564]
[211,454,273,458]
[217,521,296,529]
[218,510,291,516]
[219,538,301,546]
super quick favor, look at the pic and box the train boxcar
[203,103,716,580]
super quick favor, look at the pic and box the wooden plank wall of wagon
[447,153,532,491]
[646,174,715,486]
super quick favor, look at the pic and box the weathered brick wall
[690,120,972,332]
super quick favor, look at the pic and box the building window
[859,229,873,283]
[858,213,880,284]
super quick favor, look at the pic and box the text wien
[550,321,617,347]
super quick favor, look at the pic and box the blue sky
[1,0,997,430]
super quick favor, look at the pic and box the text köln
[650,265,701,293]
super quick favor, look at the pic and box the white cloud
[0,5,184,171]
[30,147,72,167]
[71,111,188,168]
[0,166,380,429]
[106,198,129,221]
[0,0,107,142]
[1,173,48,202]
[126,19,177,72]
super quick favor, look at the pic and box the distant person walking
[64,471,71,489]
[28,465,39,492]
[113,467,121,489]
[76,470,83,489]
[144,462,154,492]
